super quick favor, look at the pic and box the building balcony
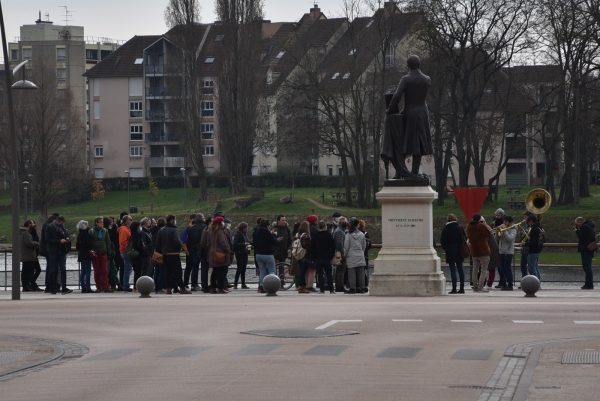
[145,64,165,75]
[146,86,166,96]
[201,87,214,94]
[145,132,187,143]
[146,109,172,120]
[145,155,185,168]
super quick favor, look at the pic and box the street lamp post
[22,181,29,220]
[180,167,187,210]
[1,0,38,300]
[125,170,130,213]
[28,174,32,214]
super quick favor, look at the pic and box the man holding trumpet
[496,215,518,290]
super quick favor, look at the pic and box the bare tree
[0,56,87,217]
[413,0,534,188]
[164,0,209,200]
[215,0,264,195]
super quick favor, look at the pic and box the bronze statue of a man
[381,55,433,182]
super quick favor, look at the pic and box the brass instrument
[519,188,551,244]
[495,220,526,236]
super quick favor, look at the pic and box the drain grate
[0,351,33,364]
[449,385,505,391]
[503,354,527,359]
[561,351,600,364]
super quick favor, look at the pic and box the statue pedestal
[370,185,445,296]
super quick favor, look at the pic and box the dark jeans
[22,260,41,289]
[210,266,227,290]
[80,259,92,291]
[201,258,209,290]
[164,255,184,289]
[132,256,142,289]
[497,261,506,287]
[520,251,529,278]
[153,263,165,291]
[298,259,310,287]
[315,259,334,292]
[448,261,465,289]
[581,250,595,287]
[335,257,347,290]
[190,251,201,288]
[235,252,248,286]
[183,252,193,287]
[500,254,514,288]
[527,253,541,280]
[47,252,67,292]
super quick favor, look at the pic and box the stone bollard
[262,274,280,296]
[520,275,540,298]
[136,276,155,298]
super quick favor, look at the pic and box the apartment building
[8,14,121,167]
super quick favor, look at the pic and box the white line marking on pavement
[393,319,423,322]
[315,320,362,330]
[512,320,544,324]
[574,321,600,324]
[451,320,482,323]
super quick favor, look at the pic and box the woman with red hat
[207,216,231,293]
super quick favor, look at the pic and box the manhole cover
[561,351,600,364]
[241,329,359,338]
[0,351,33,364]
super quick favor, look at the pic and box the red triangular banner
[453,188,489,221]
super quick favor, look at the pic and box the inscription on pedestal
[388,218,424,229]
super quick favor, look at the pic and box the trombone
[494,220,526,236]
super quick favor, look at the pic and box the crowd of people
[440,208,595,293]
[18,210,373,295]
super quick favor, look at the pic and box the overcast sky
[3,0,349,43]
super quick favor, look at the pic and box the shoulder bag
[459,226,470,258]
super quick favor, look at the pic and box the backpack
[125,239,139,259]
[291,237,307,260]
[538,227,546,249]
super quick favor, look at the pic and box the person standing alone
[574,217,595,290]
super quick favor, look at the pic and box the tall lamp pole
[22,181,28,220]
[180,167,187,210]
[125,170,130,213]
[1,0,38,300]
[28,174,32,214]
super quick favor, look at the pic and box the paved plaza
[1,287,599,401]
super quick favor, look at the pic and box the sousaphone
[525,188,551,219]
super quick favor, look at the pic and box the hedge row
[97,174,355,192]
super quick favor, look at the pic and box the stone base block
[369,272,445,297]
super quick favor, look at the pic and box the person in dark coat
[574,217,596,289]
[20,220,41,292]
[233,222,251,289]
[129,221,146,292]
[76,220,94,293]
[155,215,191,295]
[440,214,465,293]
[310,221,336,294]
[45,215,72,294]
[186,213,207,291]
[383,55,433,180]
[207,216,232,293]
[40,213,59,292]
[524,216,543,281]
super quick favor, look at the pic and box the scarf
[95,226,103,239]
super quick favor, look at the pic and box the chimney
[309,4,321,20]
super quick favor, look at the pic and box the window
[205,167,215,174]
[22,48,32,59]
[130,146,143,157]
[385,41,394,66]
[342,72,350,79]
[202,101,214,117]
[86,49,98,60]
[327,165,333,176]
[215,35,225,41]
[134,58,143,65]
[93,101,100,119]
[201,123,214,140]
[93,79,100,96]
[94,168,104,178]
[56,48,66,59]
[57,89,66,99]
[202,145,215,155]
[129,168,143,177]
[204,78,214,87]
[57,68,67,81]
[100,50,112,59]
[205,57,215,64]
[337,165,343,175]
[276,51,285,59]
[128,77,142,96]
[130,124,143,140]
[95,146,104,158]
[129,101,143,118]
[331,72,340,80]
[11,49,18,60]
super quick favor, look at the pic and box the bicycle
[276,261,294,290]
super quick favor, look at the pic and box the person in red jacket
[465,213,492,292]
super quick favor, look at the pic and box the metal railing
[145,132,186,142]
[146,86,166,96]
[145,64,165,74]
[146,110,172,120]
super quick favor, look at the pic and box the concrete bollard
[520,275,540,298]
[136,276,155,298]
[262,274,280,296]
